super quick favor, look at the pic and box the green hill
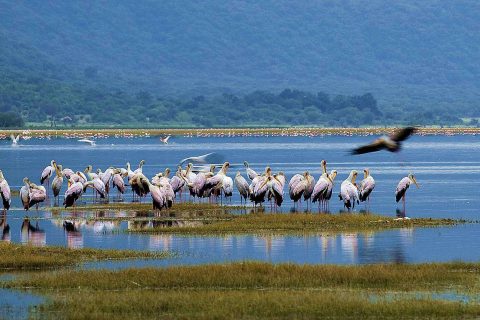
[0,1,479,126]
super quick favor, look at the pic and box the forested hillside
[0,1,479,127]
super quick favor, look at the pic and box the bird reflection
[0,212,10,242]
[21,218,46,246]
[63,220,84,248]
[340,233,358,262]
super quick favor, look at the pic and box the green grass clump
[7,262,480,319]
[0,242,168,270]
[130,212,460,235]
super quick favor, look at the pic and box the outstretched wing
[390,127,416,142]
[351,139,385,155]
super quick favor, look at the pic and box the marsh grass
[130,212,461,235]
[0,242,168,270]
[8,262,480,319]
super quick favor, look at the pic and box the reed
[7,262,480,319]
[0,242,168,270]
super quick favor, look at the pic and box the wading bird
[51,163,64,205]
[0,171,11,212]
[395,173,419,216]
[64,180,84,208]
[312,161,334,210]
[359,168,375,206]
[28,181,47,209]
[40,160,56,189]
[339,170,359,210]
[244,161,258,181]
[351,127,416,155]
[234,172,250,205]
[20,178,30,210]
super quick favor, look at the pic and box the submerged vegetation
[6,262,480,319]
[0,242,168,270]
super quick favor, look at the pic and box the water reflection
[0,213,10,242]
[20,218,46,246]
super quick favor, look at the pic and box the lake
[0,134,479,265]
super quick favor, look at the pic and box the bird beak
[412,177,420,188]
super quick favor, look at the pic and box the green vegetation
[6,262,480,319]
[0,242,168,270]
[1,2,480,127]
[1,78,464,127]
[129,212,460,235]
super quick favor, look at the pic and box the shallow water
[0,288,43,320]
[0,134,479,265]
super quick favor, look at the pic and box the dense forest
[0,1,479,127]
[0,71,463,128]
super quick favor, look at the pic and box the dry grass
[0,242,168,270]
[7,262,480,319]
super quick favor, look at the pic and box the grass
[6,262,480,319]
[0,242,169,270]
[2,127,480,138]
[129,212,462,235]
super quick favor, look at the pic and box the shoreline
[1,126,480,138]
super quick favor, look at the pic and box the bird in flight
[10,134,20,147]
[351,127,416,155]
[160,135,171,144]
[78,139,96,146]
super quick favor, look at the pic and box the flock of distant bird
[0,127,420,215]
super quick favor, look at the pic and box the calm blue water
[0,134,479,265]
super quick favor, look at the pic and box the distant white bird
[10,134,20,147]
[78,139,96,146]
[160,135,171,144]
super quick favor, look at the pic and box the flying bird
[10,134,20,147]
[351,127,416,155]
[160,135,171,144]
[78,139,96,146]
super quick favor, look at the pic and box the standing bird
[266,174,285,210]
[289,172,309,208]
[170,167,186,201]
[20,178,31,210]
[134,160,146,175]
[303,172,315,207]
[339,170,359,211]
[351,127,417,155]
[112,170,126,199]
[0,171,11,212]
[64,180,84,208]
[84,178,106,200]
[235,172,250,205]
[359,169,375,205]
[40,160,56,189]
[51,163,64,205]
[28,182,47,209]
[222,175,234,202]
[244,161,258,181]
[250,167,272,207]
[395,173,419,216]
